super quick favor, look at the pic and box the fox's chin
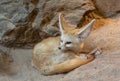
[60,48,73,52]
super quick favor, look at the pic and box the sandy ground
[0,14,120,81]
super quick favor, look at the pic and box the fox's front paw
[79,54,87,59]
[94,48,102,56]
[88,47,102,56]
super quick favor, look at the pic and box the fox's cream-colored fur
[32,13,96,75]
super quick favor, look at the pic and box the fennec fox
[32,13,98,75]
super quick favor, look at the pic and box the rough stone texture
[0,49,13,73]
[0,0,96,48]
[0,0,28,23]
[0,0,28,44]
[33,0,95,33]
[0,0,40,47]
[93,0,120,17]
[0,15,15,40]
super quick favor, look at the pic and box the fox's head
[58,13,95,52]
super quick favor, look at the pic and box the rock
[0,0,28,23]
[0,0,29,45]
[33,0,95,29]
[0,0,40,48]
[0,49,13,73]
[0,0,96,48]
[0,15,15,40]
[93,0,120,17]
[1,24,40,48]
[43,25,60,36]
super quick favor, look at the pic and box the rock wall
[0,0,96,48]
[0,0,120,48]
[0,0,28,40]
[93,0,120,17]
[0,0,39,48]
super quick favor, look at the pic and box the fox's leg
[40,48,102,75]
[43,54,94,75]
[47,48,102,75]
[87,47,102,56]
[79,54,88,59]
[79,47,102,59]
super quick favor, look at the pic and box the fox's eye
[61,40,63,42]
[66,42,72,44]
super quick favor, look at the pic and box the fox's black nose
[58,47,61,50]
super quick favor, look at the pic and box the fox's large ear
[59,13,73,35]
[77,19,96,41]
[59,13,64,34]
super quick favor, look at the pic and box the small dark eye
[66,42,72,44]
[61,40,63,42]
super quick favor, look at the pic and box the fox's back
[33,37,60,54]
